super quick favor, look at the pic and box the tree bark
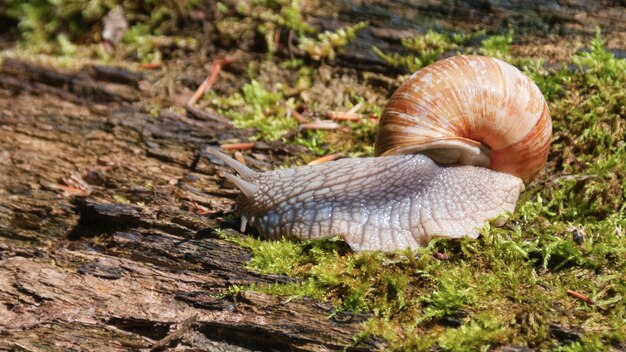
[0,60,384,351]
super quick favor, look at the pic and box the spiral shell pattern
[375,55,552,182]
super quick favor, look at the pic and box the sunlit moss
[478,30,513,59]
[209,80,298,141]
[373,29,493,72]
[4,0,200,60]
[298,21,368,61]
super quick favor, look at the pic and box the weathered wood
[184,104,232,124]
[0,58,140,102]
[0,60,384,351]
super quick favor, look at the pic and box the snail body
[209,55,552,252]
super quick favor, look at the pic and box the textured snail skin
[208,150,523,252]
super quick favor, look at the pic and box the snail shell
[208,55,552,252]
[375,55,551,182]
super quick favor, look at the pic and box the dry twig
[307,153,343,165]
[234,151,247,165]
[188,57,236,106]
[220,142,255,151]
[327,102,364,121]
[326,111,362,121]
[139,62,163,70]
[151,314,198,350]
[567,289,595,304]
[300,120,341,130]
[326,103,379,124]
[290,109,309,123]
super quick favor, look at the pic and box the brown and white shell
[375,55,552,182]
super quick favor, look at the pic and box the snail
[207,55,552,252]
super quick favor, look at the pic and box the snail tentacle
[204,147,258,180]
[223,173,257,199]
[203,147,258,198]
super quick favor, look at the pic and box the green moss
[56,33,78,56]
[374,29,516,72]
[209,80,297,141]
[112,194,130,204]
[234,0,314,36]
[3,0,202,61]
[291,129,331,155]
[222,233,305,275]
[4,0,113,51]
[438,314,511,351]
[478,30,513,59]
[374,29,490,72]
[299,21,368,61]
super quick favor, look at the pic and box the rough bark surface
[0,60,383,351]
